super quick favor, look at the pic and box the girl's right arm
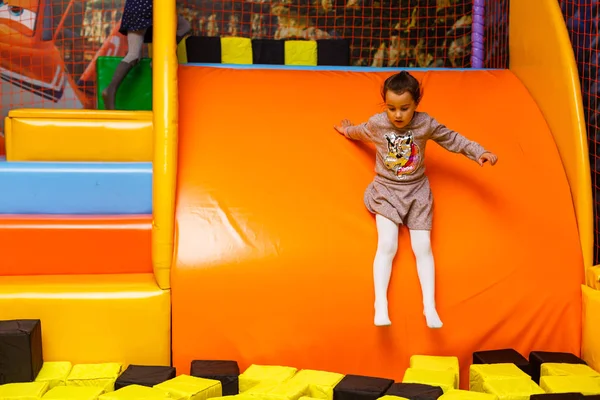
[334,119,375,142]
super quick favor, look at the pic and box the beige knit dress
[344,111,487,230]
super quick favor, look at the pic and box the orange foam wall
[171,67,584,388]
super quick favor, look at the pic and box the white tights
[373,214,443,328]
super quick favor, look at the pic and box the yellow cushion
[377,396,409,400]
[153,374,222,400]
[239,365,297,393]
[587,266,600,289]
[410,355,460,389]
[221,37,253,64]
[43,386,104,400]
[402,368,455,392]
[288,369,344,400]
[99,384,171,400]
[66,363,123,393]
[36,362,73,389]
[481,378,544,400]
[245,380,309,400]
[0,382,49,400]
[439,389,498,400]
[541,363,600,377]
[284,41,317,66]
[540,375,600,395]
[469,364,529,392]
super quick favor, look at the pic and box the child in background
[334,71,498,328]
[102,0,191,110]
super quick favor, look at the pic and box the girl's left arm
[429,118,487,163]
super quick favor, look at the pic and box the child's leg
[102,30,145,110]
[373,213,399,326]
[408,229,443,329]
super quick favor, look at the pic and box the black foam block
[0,320,43,384]
[317,39,350,66]
[115,365,176,390]
[585,396,600,400]
[529,351,586,383]
[190,360,240,396]
[185,36,222,63]
[531,394,585,400]
[472,349,531,376]
[334,374,394,400]
[252,39,285,65]
[385,382,443,400]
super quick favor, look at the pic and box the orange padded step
[0,215,152,276]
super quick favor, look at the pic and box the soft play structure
[2,0,600,399]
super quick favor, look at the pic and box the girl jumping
[334,71,498,329]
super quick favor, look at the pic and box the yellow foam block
[540,375,600,395]
[377,396,409,400]
[583,285,600,372]
[0,274,170,366]
[284,41,317,66]
[541,363,600,377]
[0,382,49,400]
[221,37,253,64]
[154,374,222,400]
[5,109,153,162]
[439,389,498,400]
[587,266,600,289]
[43,386,104,400]
[469,364,529,392]
[245,380,309,400]
[239,365,298,392]
[66,363,123,392]
[299,397,329,400]
[410,355,460,389]
[99,384,171,400]
[482,377,544,400]
[402,368,455,392]
[288,369,344,400]
[36,362,73,389]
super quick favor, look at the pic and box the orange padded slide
[172,67,584,388]
[0,215,152,275]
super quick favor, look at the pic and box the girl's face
[384,90,417,129]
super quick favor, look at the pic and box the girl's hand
[334,119,352,136]
[478,152,498,166]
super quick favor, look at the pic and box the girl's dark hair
[381,71,421,104]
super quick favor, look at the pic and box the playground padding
[0,215,152,276]
[171,66,585,388]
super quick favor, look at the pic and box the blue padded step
[0,157,152,214]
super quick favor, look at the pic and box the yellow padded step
[587,266,600,289]
[5,109,153,162]
[0,273,170,366]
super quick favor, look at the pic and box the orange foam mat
[0,215,152,275]
[172,67,584,388]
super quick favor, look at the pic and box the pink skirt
[364,176,433,230]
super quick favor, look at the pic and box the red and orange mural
[0,0,128,136]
